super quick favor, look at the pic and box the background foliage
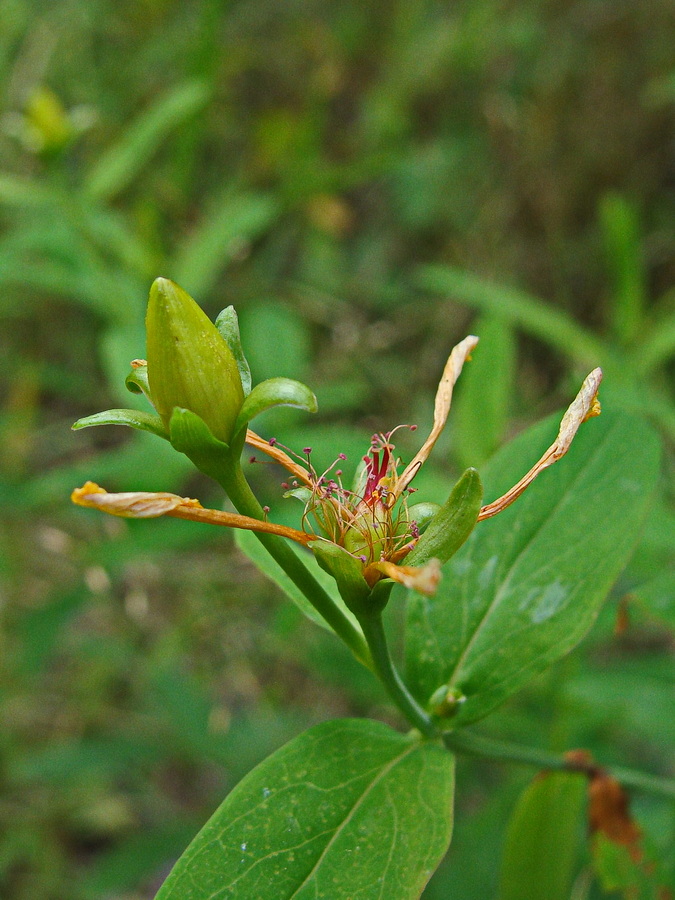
[1,1,673,897]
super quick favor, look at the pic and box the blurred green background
[1,1,674,897]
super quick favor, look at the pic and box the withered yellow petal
[478,367,603,520]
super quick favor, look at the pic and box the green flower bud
[146,278,244,444]
[428,685,466,720]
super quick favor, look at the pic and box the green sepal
[310,541,372,616]
[168,407,231,481]
[283,486,312,503]
[406,502,442,535]
[405,468,483,567]
[215,306,252,396]
[233,377,318,437]
[369,579,395,614]
[72,408,168,439]
[125,363,152,400]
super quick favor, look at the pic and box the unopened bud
[146,278,244,444]
[428,685,466,719]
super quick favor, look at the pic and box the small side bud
[428,685,467,719]
[146,278,244,444]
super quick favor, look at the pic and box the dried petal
[71,482,199,518]
[398,336,479,493]
[366,558,442,596]
[245,429,313,486]
[478,368,603,520]
[71,481,312,544]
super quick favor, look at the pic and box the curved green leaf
[215,306,252,396]
[155,719,455,900]
[417,265,606,367]
[125,364,151,398]
[454,314,516,468]
[497,772,586,900]
[72,408,167,439]
[174,193,279,299]
[599,193,645,347]
[406,412,661,723]
[406,467,483,567]
[85,81,209,202]
[233,377,317,436]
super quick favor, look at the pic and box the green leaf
[406,502,441,533]
[0,173,58,206]
[630,571,675,631]
[600,193,645,346]
[592,833,667,899]
[310,540,372,615]
[454,314,516,468]
[239,302,312,384]
[234,529,361,635]
[172,192,279,299]
[154,719,455,900]
[215,306,252,396]
[405,468,483,567]
[71,408,167,438]
[406,412,661,723]
[125,363,151,398]
[232,377,318,436]
[497,772,586,900]
[417,265,606,367]
[85,81,209,202]
[633,309,675,376]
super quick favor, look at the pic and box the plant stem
[359,611,438,738]
[219,459,372,669]
[443,730,675,801]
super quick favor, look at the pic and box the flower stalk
[214,455,373,668]
[358,609,438,738]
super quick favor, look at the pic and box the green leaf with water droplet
[154,719,455,900]
[406,412,661,725]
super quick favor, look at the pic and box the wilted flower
[73,328,602,606]
[246,341,602,596]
